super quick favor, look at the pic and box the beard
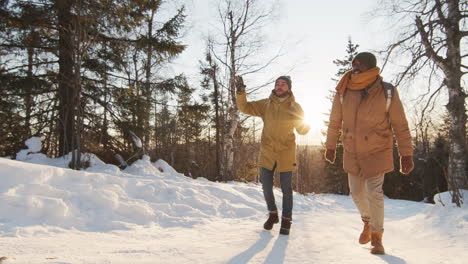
[274,89,290,98]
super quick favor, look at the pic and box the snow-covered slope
[0,157,467,264]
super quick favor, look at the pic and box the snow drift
[0,150,467,263]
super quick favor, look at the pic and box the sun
[295,97,330,146]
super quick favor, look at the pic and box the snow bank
[1,153,468,263]
[424,190,468,235]
[1,136,467,264]
[434,190,468,208]
[0,158,267,235]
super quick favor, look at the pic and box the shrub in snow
[434,190,468,208]
[153,159,185,177]
[16,137,43,161]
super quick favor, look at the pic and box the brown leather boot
[370,231,385,254]
[359,221,371,244]
[263,211,279,230]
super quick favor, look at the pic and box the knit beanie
[276,76,292,90]
[352,52,377,69]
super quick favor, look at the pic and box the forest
[0,0,466,205]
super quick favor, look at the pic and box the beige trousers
[348,173,385,232]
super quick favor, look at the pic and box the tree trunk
[222,12,239,182]
[224,108,239,182]
[444,0,467,205]
[211,64,222,182]
[143,9,156,150]
[70,0,84,170]
[24,42,33,138]
[56,0,75,156]
[446,73,467,200]
[413,0,467,206]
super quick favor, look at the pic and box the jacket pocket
[366,128,392,152]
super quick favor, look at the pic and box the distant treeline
[0,0,465,204]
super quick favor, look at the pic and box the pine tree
[200,47,224,181]
[0,0,188,167]
[0,0,57,156]
[325,37,359,194]
[332,37,359,82]
[176,82,209,178]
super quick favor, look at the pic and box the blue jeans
[260,166,293,218]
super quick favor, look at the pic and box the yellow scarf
[335,67,381,95]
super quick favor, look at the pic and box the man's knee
[367,187,384,201]
[280,181,292,194]
[260,169,274,187]
[281,183,292,194]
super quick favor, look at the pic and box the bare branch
[209,41,231,71]
[380,31,419,72]
[0,43,56,51]
[420,81,445,123]
[3,60,59,72]
[240,51,282,76]
[393,53,428,87]
[415,16,447,69]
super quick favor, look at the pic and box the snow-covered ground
[1,143,467,263]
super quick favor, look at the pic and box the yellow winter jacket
[236,91,310,172]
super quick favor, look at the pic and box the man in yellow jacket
[325,52,414,254]
[236,75,310,235]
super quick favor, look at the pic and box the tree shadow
[263,235,289,264]
[377,254,407,264]
[226,231,274,264]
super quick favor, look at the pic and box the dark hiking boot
[263,211,279,230]
[279,217,292,235]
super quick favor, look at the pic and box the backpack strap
[339,89,347,105]
[381,81,394,113]
[339,81,394,112]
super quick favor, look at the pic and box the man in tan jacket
[236,75,309,235]
[325,52,414,254]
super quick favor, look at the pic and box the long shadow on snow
[227,231,274,264]
[377,254,407,264]
[264,235,289,264]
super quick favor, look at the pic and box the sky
[167,0,389,145]
[1,138,467,263]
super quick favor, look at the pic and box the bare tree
[208,0,278,181]
[377,0,467,206]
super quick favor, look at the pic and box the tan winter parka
[236,91,310,172]
[326,77,413,178]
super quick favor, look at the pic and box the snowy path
[0,158,466,264]
[1,196,465,264]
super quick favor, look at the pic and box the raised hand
[235,75,246,92]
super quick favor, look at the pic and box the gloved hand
[235,75,246,93]
[400,156,414,174]
[324,149,336,164]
